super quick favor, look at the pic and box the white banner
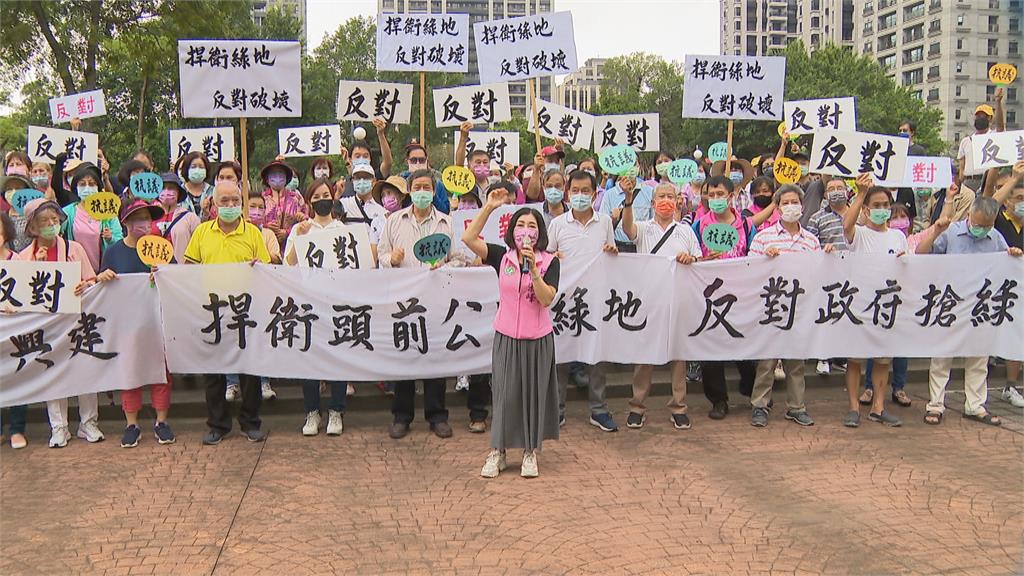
[0,275,167,407]
[168,127,235,164]
[901,156,953,189]
[178,40,302,118]
[783,97,857,135]
[376,13,470,73]
[449,203,543,256]
[528,99,594,150]
[291,226,374,269]
[682,55,786,121]
[593,113,660,153]
[336,80,414,125]
[433,83,512,128]
[971,129,1024,171]
[27,125,98,166]
[0,261,82,314]
[474,12,578,84]
[455,131,521,166]
[278,124,344,158]
[49,89,106,124]
[809,129,910,187]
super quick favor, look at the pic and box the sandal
[963,411,1002,427]
[923,411,943,425]
[858,388,873,406]
[892,390,912,407]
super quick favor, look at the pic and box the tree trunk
[30,0,76,94]
[136,73,149,150]
[83,0,103,90]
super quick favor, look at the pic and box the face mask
[352,157,371,167]
[39,223,60,239]
[898,132,911,138]
[1015,201,1024,218]
[248,209,265,226]
[218,205,242,223]
[458,197,479,210]
[890,218,910,233]
[77,185,98,199]
[513,227,538,250]
[799,165,809,177]
[267,173,286,189]
[729,171,743,184]
[310,198,333,217]
[569,193,592,211]
[780,204,803,223]
[692,172,706,184]
[709,198,729,214]
[914,187,932,198]
[159,190,178,205]
[383,195,401,213]
[188,167,206,183]
[974,117,990,131]
[655,162,671,176]
[314,168,330,179]
[654,199,675,218]
[763,166,774,178]
[488,175,501,186]
[752,195,772,208]
[583,168,596,177]
[968,224,991,238]
[472,165,490,178]
[544,187,564,204]
[6,165,27,177]
[868,208,891,225]
[128,221,151,238]
[545,162,560,173]
[31,175,48,187]
[286,177,299,191]
[353,179,373,196]
[826,190,848,205]
[410,190,433,209]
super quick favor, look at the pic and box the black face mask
[753,195,772,208]
[974,116,990,131]
[312,199,334,217]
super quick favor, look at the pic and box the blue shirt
[598,183,654,244]
[931,219,1009,255]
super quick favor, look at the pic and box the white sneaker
[49,426,71,448]
[481,449,507,478]
[1002,386,1024,408]
[816,360,830,375]
[346,384,355,396]
[455,375,470,391]
[261,381,277,400]
[521,451,539,478]
[302,411,321,436]
[326,410,344,436]
[225,384,240,401]
[77,419,105,443]
[774,360,786,380]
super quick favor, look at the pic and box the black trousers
[467,374,491,422]
[203,374,262,434]
[702,360,756,405]
[392,379,448,425]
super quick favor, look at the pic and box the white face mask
[314,168,330,179]
[780,204,803,223]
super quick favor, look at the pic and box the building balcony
[929,0,942,12]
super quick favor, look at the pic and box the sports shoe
[774,361,786,380]
[49,426,71,448]
[120,425,141,448]
[816,360,830,375]
[261,381,277,400]
[480,449,507,478]
[868,410,902,427]
[468,420,487,433]
[302,411,321,436]
[225,383,240,401]
[202,429,226,445]
[829,361,847,373]
[521,451,539,478]
[455,375,470,391]
[843,411,860,428]
[558,414,566,427]
[785,410,815,426]
[671,413,691,429]
[10,433,27,449]
[625,412,645,429]
[326,410,344,436]
[77,419,105,443]
[686,362,703,384]
[154,422,176,444]
[1001,386,1024,408]
[751,407,769,427]
[346,384,355,396]
[243,428,268,442]
[589,412,618,432]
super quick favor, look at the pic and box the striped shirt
[748,222,820,255]
[805,205,848,251]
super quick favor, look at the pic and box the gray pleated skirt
[490,332,560,451]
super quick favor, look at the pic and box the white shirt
[851,224,908,255]
[547,209,615,261]
[284,219,350,264]
[957,131,988,176]
[634,219,701,257]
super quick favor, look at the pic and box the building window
[879,12,897,30]
[988,15,998,31]
[1010,41,1019,55]
[929,42,941,56]
[956,14,964,26]
[928,65,940,79]
[1006,110,1016,125]
[956,38,963,50]
[811,16,820,27]
[955,85,962,97]
[929,19,941,33]
[1010,18,1020,33]
[879,54,896,69]
[864,40,873,53]
[904,1,925,20]
[988,39,998,55]
[903,68,924,85]
[1009,88,1018,102]
[735,6,741,16]
[986,85,995,99]
[904,24,924,43]
[955,109,961,120]
[903,46,924,64]
[956,61,963,73]
[927,88,939,101]
[878,33,896,51]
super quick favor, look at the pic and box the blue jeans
[865,358,908,391]
[1,405,27,435]
[302,381,347,413]
[226,374,270,387]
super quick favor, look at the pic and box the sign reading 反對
[432,83,512,128]
[27,125,98,166]
[809,129,910,187]
[49,89,106,124]
[278,125,343,158]
[168,127,235,164]
[336,80,414,125]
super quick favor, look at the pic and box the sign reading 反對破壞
[27,125,98,166]
[432,83,512,128]
[592,114,660,153]
[454,131,521,167]
[473,12,578,84]
[292,226,374,270]
[177,40,302,118]
[682,55,786,121]
[376,13,470,73]
[0,260,82,314]
[168,127,236,164]
[528,99,594,150]
[278,125,343,158]
[808,129,909,187]
[782,97,857,135]
[49,89,106,124]
[899,156,953,189]
[970,129,1024,171]
[336,80,414,125]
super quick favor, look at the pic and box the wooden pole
[240,117,250,212]
[725,120,734,175]
[529,77,541,152]
[419,72,426,147]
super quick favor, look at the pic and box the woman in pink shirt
[462,187,560,479]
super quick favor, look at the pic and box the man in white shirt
[957,98,1001,190]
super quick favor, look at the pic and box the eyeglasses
[408,158,427,165]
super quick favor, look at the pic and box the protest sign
[971,129,1024,171]
[528,99,594,150]
[455,131,521,166]
[593,114,660,153]
[278,125,343,158]
[137,236,175,266]
[667,159,699,185]
[783,97,857,135]
[433,83,512,128]
[682,55,786,120]
[0,261,82,314]
[376,13,470,73]
[809,129,909,187]
[773,158,801,185]
[168,127,235,164]
[292,226,374,270]
[413,233,452,266]
[49,89,106,124]
[337,80,414,125]
[473,12,578,84]
[9,189,43,216]
[988,63,1017,86]
[27,125,98,166]
[129,173,163,201]
[442,166,474,195]
[901,156,953,189]
[81,192,121,221]
[701,223,739,253]
[598,145,638,177]
[708,142,729,162]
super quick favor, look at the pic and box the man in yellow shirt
[184,182,272,445]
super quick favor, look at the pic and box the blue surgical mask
[692,171,706,184]
[1015,201,1024,218]
[31,175,48,187]
[569,193,592,211]
[968,225,991,239]
[708,198,729,214]
[544,187,564,204]
[868,208,891,225]
[729,171,743,184]
[544,162,560,173]
[353,157,371,167]
[286,177,299,191]
[410,190,433,209]
[77,185,98,199]
[218,205,242,222]
[188,167,206,183]
[353,179,373,196]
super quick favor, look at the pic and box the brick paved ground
[2,380,1022,575]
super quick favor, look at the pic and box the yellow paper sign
[773,158,801,185]
[442,166,474,195]
[989,63,1018,86]
[136,235,174,266]
[81,192,121,221]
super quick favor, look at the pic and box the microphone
[520,235,532,275]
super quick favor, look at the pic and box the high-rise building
[378,0,556,116]
[720,0,854,56]
[253,0,308,49]
[556,58,606,112]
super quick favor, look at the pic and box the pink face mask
[383,195,401,213]
[513,226,538,250]
[128,221,151,239]
[6,165,27,177]
[248,209,265,226]
[889,218,910,233]
[472,165,490,178]
[158,190,178,205]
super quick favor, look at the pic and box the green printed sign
[701,223,739,253]
[413,233,452,265]
[598,144,638,177]
[708,141,729,162]
[666,159,699,185]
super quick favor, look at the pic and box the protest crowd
[1,25,1022,480]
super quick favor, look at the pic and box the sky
[305,0,721,65]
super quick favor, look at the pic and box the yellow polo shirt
[183,220,272,264]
